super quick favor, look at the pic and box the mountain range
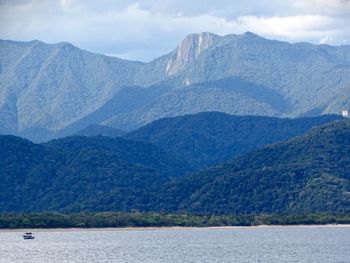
[0,114,348,213]
[1,32,350,141]
[154,119,350,214]
[126,112,342,169]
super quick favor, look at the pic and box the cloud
[0,0,349,61]
[293,0,350,15]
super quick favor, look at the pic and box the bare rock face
[165,32,219,76]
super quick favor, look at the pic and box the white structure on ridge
[342,110,349,117]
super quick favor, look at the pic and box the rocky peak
[165,32,219,75]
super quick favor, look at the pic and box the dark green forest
[0,114,349,220]
[153,120,350,214]
[1,212,349,229]
[126,112,342,169]
[0,135,189,212]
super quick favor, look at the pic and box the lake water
[0,226,349,263]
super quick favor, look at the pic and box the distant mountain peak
[230,31,265,42]
[165,32,220,75]
[164,32,265,76]
[243,31,259,37]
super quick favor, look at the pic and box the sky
[1,0,350,61]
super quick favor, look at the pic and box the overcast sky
[1,0,350,61]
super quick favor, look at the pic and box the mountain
[75,124,124,138]
[103,32,350,130]
[1,33,350,141]
[0,40,144,140]
[0,118,348,213]
[0,135,190,212]
[154,120,350,214]
[126,112,343,169]
[44,136,190,178]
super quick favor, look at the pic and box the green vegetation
[126,113,343,169]
[0,212,349,229]
[75,124,125,138]
[0,118,349,215]
[0,135,189,212]
[152,120,350,214]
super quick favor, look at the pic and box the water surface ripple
[0,226,349,263]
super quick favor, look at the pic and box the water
[0,226,349,263]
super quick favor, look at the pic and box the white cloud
[293,0,350,15]
[236,15,340,42]
[0,0,349,61]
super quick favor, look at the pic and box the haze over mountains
[1,32,350,141]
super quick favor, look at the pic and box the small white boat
[22,232,35,240]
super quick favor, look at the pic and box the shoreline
[1,224,350,232]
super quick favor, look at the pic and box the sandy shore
[1,224,350,232]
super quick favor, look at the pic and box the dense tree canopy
[126,112,342,169]
[0,116,349,215]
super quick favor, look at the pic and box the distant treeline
[1,212,350,229]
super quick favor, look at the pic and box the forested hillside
[0,135,188,212]
[0,119,348,214]
[1,33,350,141]
[127,113,343,168]
[154,120,350,214]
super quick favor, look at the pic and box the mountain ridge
[1,33,350,141]
[126,112,343,169]
[0,118,348,213]
[152,119,350,214]
[0,134,190,212]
